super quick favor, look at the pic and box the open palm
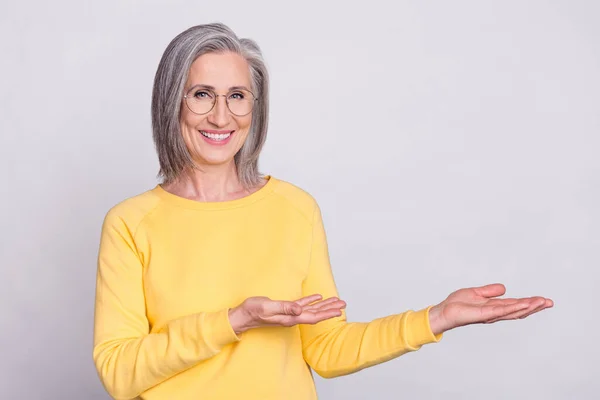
[251,294,346,326]
[229,294,347,334]
[429,283,553,335]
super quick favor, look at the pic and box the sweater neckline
[152,175,277,210]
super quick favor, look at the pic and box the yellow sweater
[93,175,442,399]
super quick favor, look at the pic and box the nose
[207,95,230,127]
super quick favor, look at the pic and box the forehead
[186,52,251,90]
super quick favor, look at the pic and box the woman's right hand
[228,294,346,335]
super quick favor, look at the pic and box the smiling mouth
[199,130,233,141]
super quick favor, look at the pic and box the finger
[485,305,534,323]
[504,297,554,320]
[304,297,341,311]
[264,300,302,317]
[510,297,552,320]
[307,300,347,313]
[485,298,546,323]
[472,283,506,299]
[481,301,529,322]
[485,297,540,307]
[485,298,521,306]
[294,294,323,307]
[518,300,551,320]
[296,308,343,325]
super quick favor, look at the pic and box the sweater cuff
[200,308,241,351]
[403,306,443,350]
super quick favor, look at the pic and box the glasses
[183,86,257,116]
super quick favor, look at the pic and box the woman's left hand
[428,283,553,335]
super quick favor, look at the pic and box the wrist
[228,306,253,335]
[428,304,446,336]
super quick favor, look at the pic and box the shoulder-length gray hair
[151,23,269,188]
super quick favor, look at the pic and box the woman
[93,23,553,400]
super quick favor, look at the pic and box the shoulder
[270,176,320,222]
[102,187,162,234]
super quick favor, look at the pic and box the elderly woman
[92,23,553,400]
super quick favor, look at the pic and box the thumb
[473,283,506,298]
[279,301,302,316]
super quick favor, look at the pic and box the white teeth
[200,131,231,141]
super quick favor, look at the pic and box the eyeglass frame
[183,86,258,117]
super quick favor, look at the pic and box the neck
[163,161,249,202]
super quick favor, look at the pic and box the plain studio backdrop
[1,1,598,399]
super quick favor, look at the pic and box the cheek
[179,121,194,146]
[181,112,196,130]
[180,111,202,140]
[233,117,252,142]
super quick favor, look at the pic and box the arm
[299,204,442,378]
[92,211,240,400]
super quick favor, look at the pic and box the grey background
[1,0,598,399]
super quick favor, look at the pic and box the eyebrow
[188,84,251,92]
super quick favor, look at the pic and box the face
[180,51,254,168]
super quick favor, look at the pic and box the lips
[198,129,234,145]
[200,130,233,139]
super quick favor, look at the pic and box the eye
[194,90,214,99]
[229,92,245,100]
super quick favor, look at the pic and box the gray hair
[151,23,269,188]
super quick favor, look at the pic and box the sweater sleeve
[299,203,442,378]
[92,209,240,400]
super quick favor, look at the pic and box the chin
[184,133,247,168]
[201,157,236,166]
[193,150,238,167]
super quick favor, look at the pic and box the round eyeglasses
[183,86,257,116]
